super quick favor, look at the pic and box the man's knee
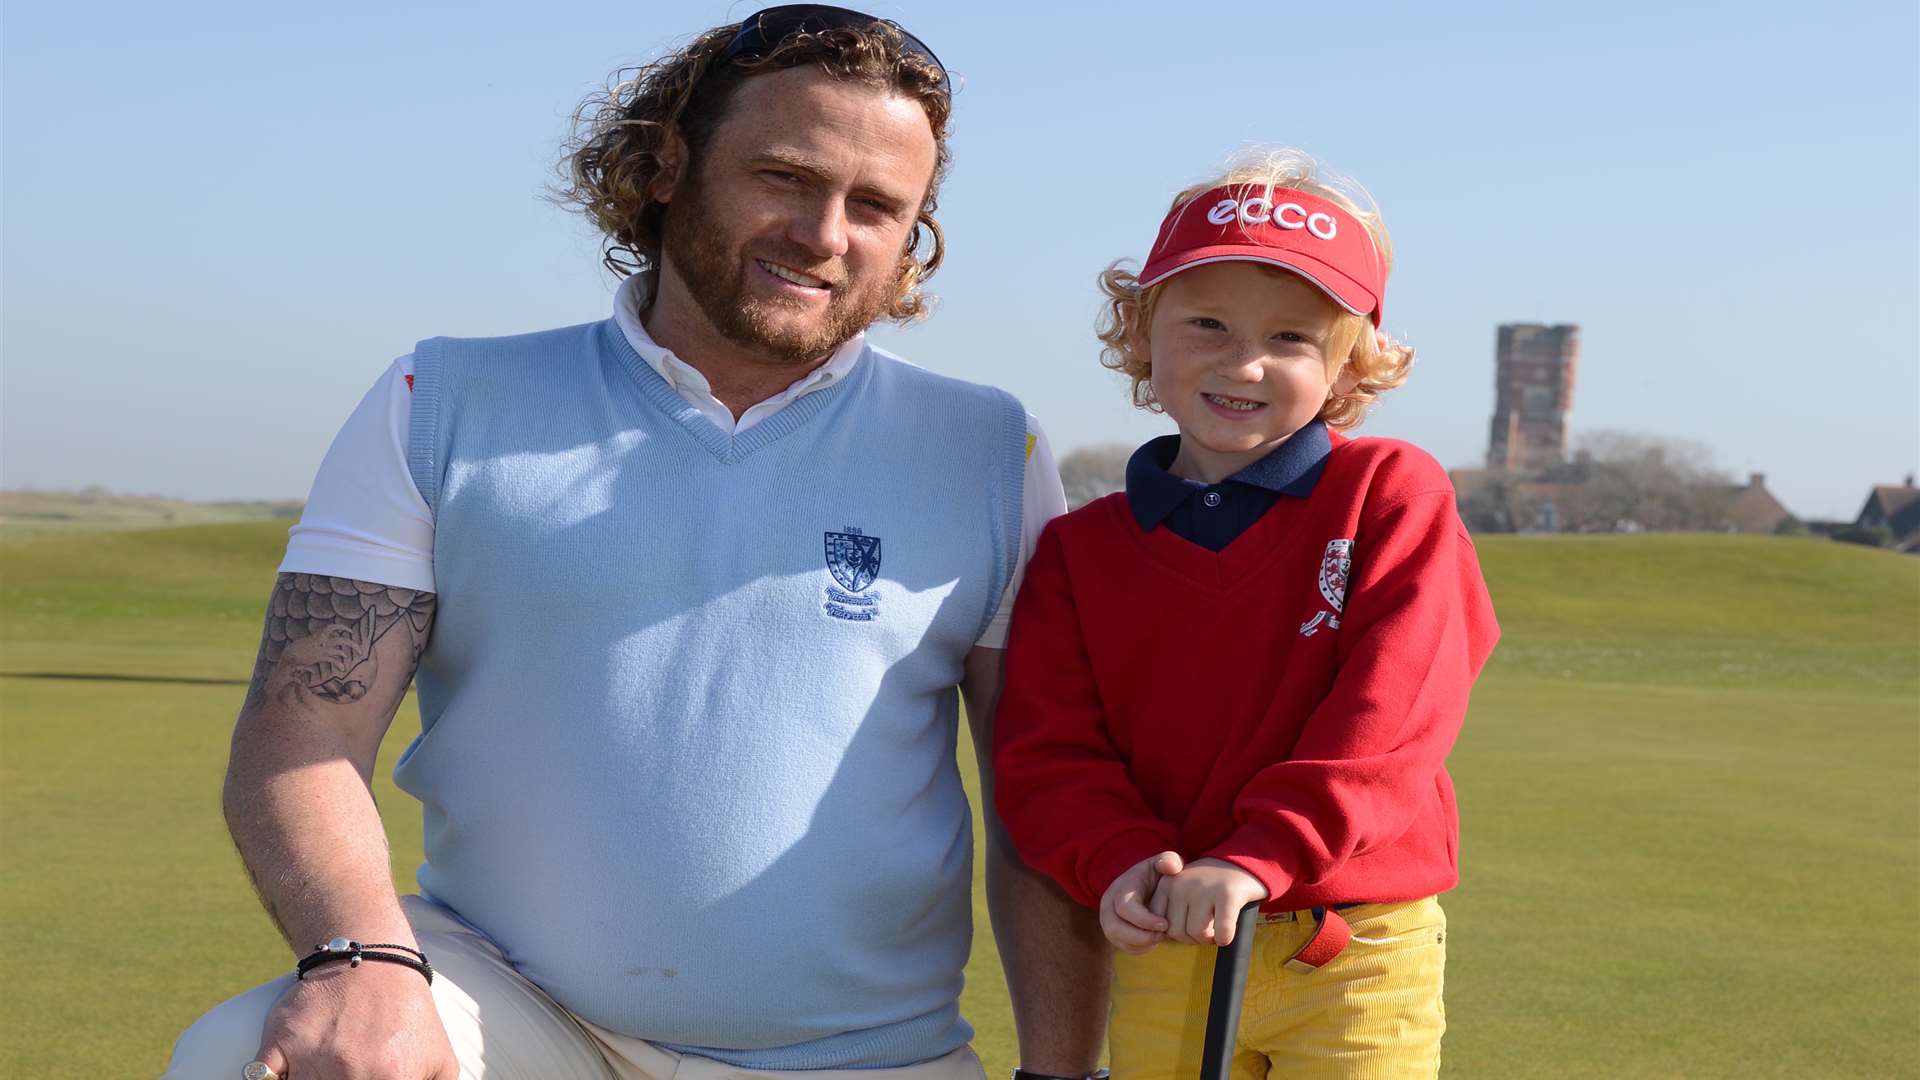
[162,977,292,1080]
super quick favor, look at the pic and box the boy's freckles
[1145,263,1352,484]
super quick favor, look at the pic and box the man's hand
[1149,857,1268,946]
[253,964,458,1080]
[1099,852,1182,954]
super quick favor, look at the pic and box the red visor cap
[1136,186,1385,325]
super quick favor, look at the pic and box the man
[165,8,1107,1078]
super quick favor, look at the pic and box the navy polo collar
[1125,419,1332,531]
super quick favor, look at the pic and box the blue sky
[4,0,1915,519]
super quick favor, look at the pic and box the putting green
[2,525,1914,1077]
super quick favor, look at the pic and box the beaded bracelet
[296,937,434,985]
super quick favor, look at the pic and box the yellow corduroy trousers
[1109,897,1447,1080]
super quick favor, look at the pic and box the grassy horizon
[3,524,1916,1077]
[0,490,301,543]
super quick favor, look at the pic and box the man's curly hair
[557,20,952,323]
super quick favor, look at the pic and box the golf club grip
[1198,903,1260,1080]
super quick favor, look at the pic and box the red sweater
[993,434,1498,912]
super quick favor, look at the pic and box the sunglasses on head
[720,4,951,97]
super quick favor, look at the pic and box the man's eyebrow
[853,185,914,215]
[758,148,835,177]
[757,148,915,215]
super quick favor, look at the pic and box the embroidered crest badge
[825,530,882,592]
[823,527,883,621]
[1302,538,1353,637]
[1317,538,1353,612]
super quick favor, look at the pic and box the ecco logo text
[1206,197,1338,240]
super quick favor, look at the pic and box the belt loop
[1281,906,1352,973]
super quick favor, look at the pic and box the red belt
[1281,906,1353,973]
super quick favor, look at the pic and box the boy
[992,149,1499,1079]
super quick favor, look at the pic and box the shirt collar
[1124,419,1332,531]
[610,271,867,397]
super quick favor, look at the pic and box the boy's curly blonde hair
[1097,148,1414,430]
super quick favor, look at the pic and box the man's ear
[652,132,690,204]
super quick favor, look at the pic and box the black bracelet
[296,937,434,985]
[1014,1070,1110,1080]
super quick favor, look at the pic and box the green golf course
[3,523,1916,1078]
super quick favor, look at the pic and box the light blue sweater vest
[394,319,1026,1067]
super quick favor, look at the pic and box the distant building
[1449,467,1795,536]
[1487,324,1578,471]
[1855,474,1920,552]
[1460,322,1808,538]
[1448,468,1581,534]
[1724,473,1793,534]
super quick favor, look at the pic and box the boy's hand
[1149,857,1269,946]
[1098,851,1183,954]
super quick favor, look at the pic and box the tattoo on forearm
[246,574,437,708]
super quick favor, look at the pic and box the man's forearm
[224,573,436,958]
[225,743,417,957]
[985,824,1111,1076]
[962,645,1110,1073]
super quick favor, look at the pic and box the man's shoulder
[415,319,607,361]
[410,322,613,411]
[861,343,1022,410]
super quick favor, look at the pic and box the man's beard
[659,169,901,365]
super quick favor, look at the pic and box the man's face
[656,65,938,365]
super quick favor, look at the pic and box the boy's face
[1145,263,1359,483]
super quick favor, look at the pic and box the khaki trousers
[165,896,986,1080]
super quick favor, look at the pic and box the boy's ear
[1332,364,1361,397]
[1127,324,1152,370]
[651,132,690,204]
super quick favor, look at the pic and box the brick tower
[1487,323,1578,470]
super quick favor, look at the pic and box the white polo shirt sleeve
[278,356,435,591]
[976,418,1067,650]
[280,359,1068,649]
